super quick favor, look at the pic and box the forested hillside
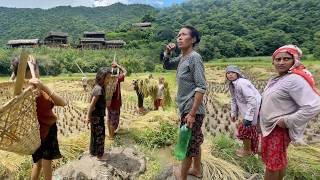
[156,0,320,59]
[0,3,156,44]
[1,0,320,75]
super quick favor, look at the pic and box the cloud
[93,0,128,7]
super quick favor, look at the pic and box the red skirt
[237,123,259,153]
[261,126,291,171]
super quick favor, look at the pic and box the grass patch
[131,121,178,149]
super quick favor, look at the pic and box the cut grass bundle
[210,134,264,175]
[163,81,172,107]
[202,141,246,180]
[137,78,173,108]
[138,78,158,100]
[286,144,320,179]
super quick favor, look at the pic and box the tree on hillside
[314,31,320,59]
[141,13,156,22]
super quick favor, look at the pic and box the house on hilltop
[79,32,126,49]
[79,32,106,49]
[132,22,152,29]
[44,32,68,47]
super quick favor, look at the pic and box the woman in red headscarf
[259,45,320,180]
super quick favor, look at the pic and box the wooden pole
[75,62,86,77]
[14,51,29,96]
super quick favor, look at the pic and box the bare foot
[107,136,114,140]
[173,166,182,180]
[97,154,108,161]
[236,148,253,157]
[188,168,203,178]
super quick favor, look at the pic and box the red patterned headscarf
[272,45,319,95]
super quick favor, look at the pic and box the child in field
[81,76,88,91]
[12,55,67,180]
[154,76,165,110]
[86,67,111,160]
[226,65,261,157]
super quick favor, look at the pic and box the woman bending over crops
[163,25,206,180]
[154,76,165,110]
[259,45,320,180]
[107,61,127,140]
[226,65,261,157]
[12,55,67,180]
[86,68,112,160]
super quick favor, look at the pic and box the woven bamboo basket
[0,86,40,155]
[105,76,118,106]
[0,52,41,155]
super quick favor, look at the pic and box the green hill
[156,0,320,58]
[0,3,156,44]
[0,0,320,63]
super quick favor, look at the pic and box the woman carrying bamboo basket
[11,55,67,180]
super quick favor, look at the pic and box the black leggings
[135,90,144,108]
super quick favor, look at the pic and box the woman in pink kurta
[259,45,320,180]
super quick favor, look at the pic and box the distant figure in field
[259,45,320,180]
[12,55,67,180]
[86,68,111,161]
[107,61,127,140]
[10,57,19,81]
[154,76,165,110]
[226,65,261,157]
[81,76,88,91]
[132,79,145,114]
[163,25,206,180]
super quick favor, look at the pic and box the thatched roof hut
[7,39,39,48]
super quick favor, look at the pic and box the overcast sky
[0,0,185,9]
